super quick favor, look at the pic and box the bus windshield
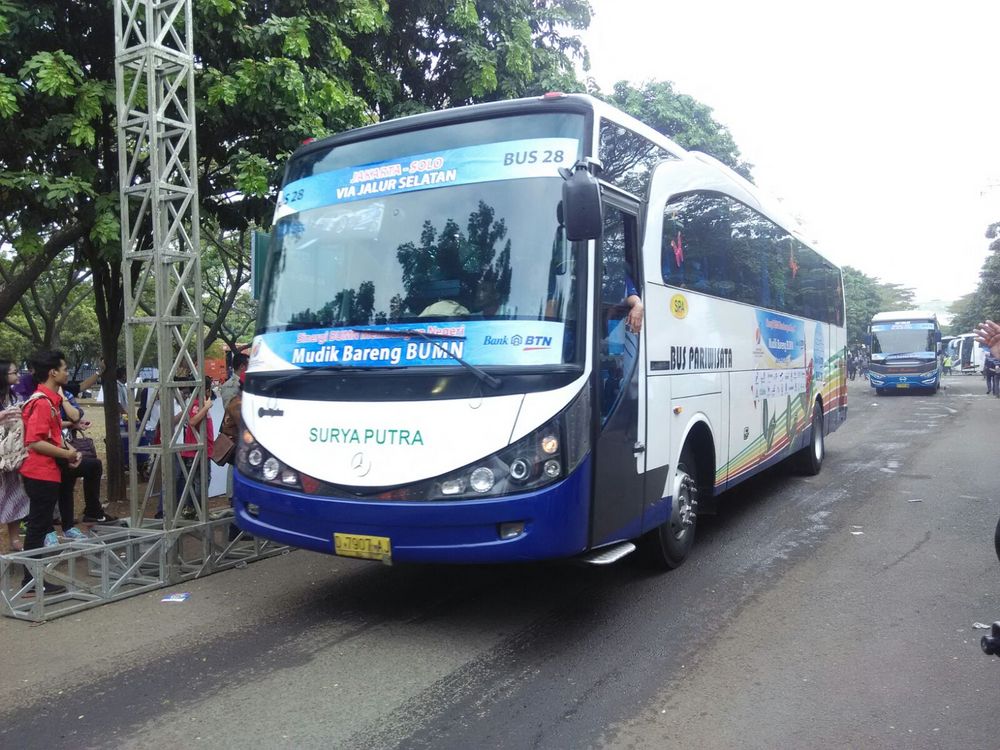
[257,115,586,371]
[870,322,936,356]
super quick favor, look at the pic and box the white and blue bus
[235,93,847,568]
[867,310,943,394]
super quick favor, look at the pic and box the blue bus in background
[867,310,942,394]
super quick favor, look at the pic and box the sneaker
[82,511,119,523]
[63,527,88,541]
[43,532,59,547]
[22,580,67,597]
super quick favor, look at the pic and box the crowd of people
[846,346,869,381]
[0,348,247,595]
[0,351,112,594]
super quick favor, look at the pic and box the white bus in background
[236,93,848,569]
[950,332,986,374]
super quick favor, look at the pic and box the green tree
[594,79,753,179]
[362,1,592,119]
[200,221,256,352]
[842,265,883,347]
[948,291,980,335]
[877,281,916,312]
[0,247,92,349]
[1,0,592,499]
[948,221,1000,334]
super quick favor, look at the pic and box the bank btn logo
[670,293,689,319]
[485,332,553,350]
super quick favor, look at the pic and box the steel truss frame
[0,0,294,623]
[1,521,291,622]
[116,0,207,530]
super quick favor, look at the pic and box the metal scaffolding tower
[1,0,292,623]
[115,0,206,532]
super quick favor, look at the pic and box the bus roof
[287,93,836,269]
[291,93,610,162]
[870,310,939,323]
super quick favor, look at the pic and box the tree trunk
[87,247,127,504]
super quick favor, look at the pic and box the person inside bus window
[418,299,470,317]
[624,271,643,335]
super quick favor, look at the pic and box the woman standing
[0,360,29,551]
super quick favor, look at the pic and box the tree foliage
[200,220,256,351]
[1,0,593,499]
[948,221,1000,334]
[594,79,753,179]
[842,265,918,346]
[842,266,882,346]
[0,0,594,300]
[0,247,92,348]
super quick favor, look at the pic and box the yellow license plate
[334,533,392,562]
[896,383,909,388]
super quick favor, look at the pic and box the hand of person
[974,320,1000,359]
[66,447,81,467]
[626,299,644,335]
[77,420,91,430]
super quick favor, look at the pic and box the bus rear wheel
[639,449,698,569]
[795,401,824,476]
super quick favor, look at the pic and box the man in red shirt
[20,350,81,595]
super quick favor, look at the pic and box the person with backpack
[20,350,82,595]
[0,360,29,552]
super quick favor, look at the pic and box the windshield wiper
[350,327,502,390]
[258,364,401,391]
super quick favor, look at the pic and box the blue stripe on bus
[232,456,592,564]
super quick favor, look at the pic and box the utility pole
[115,0,207,536]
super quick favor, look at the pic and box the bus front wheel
[994,515,1000,564]
[639,449,698,569]
[795,401,824,476]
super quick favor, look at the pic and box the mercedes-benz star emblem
[351,451,372,477]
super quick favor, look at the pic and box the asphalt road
[2,374,998,749]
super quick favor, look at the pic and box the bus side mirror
[560,161,603,241]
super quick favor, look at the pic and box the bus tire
[639,449,698,569]
[795,401,824,476]
[994,515,1000,564]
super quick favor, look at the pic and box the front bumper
[869,372,939,389]
[232,456,592,564]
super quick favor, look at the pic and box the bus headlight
[237,428,302,491]
[509,458,531,481]
[373,381,591,502]
[262,457,280,481]
[469,467,496,493]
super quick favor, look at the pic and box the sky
[579,0,1000,315]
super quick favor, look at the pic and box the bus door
[591,199,646,547]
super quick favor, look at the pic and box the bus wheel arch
[638,420,715,570]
